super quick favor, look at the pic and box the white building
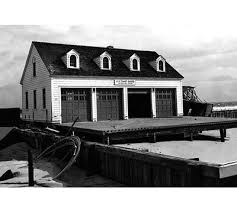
[20,41,184,124]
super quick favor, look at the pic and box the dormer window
[99,52,111,70]
[70,55,77,67]
[149,55,166,72]
[157,56,166,72]
[159,60,163,71]
[130,54,140,71]
[102,57,109,69]
[63,49,80,69]
[132,59,138,70]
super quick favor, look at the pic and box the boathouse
[20,41,184,123]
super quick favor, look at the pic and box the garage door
[156,89,176,117]
[61,88,91,123]
[97,89,122,121]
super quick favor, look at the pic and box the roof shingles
[33,41,184,79]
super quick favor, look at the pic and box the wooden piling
[190,132,193,141]
[223,129,227,137]
[220,128,225,142]
[28,149,34,186]
[106,136,110,145]
[153,133,157,143]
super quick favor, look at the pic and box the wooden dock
[11,127,237,186]
[79,140,237,186]
[58,116,237,144]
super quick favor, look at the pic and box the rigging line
[34,136,81,181]
[52,138,81,180]
[35,115,80,162]
[35,142,75,162]
[34,136,75,161]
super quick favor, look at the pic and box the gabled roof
[67,49,80,56]
[100,51,111,58]
[31,41,184,79]
[20,43,34,85]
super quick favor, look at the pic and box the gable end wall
[21,45,51,121]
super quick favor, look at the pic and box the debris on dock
[183,86,213,117]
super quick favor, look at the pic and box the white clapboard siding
[51,77,183,123]
[21,45,51,122]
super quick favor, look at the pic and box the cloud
[1,24,237,108]
[0,83,21,108]
[40,25,72,34]
[0,26,70,87]
[209,75,236,82]
[195,80,237,102]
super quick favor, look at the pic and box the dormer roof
[67,49,79,56]
[157,55,165,61]
[100,51,111,58]
[31,41,184,79]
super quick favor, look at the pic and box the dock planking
[59,116,237,144]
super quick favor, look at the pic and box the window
[99,52,111,70]
[33,90,37,109]
[70,55,77,67]
[66,50,80,69]
[103,57,109,69]
[25,92,28,109]
[130,53,140,71]
[156,56,166,72]
[42,88,46,109]
[32,57,36,77]
[132,59,138,70]
[159,60,164,71]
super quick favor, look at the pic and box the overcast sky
[1,0,237,107]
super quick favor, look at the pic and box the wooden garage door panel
[156,89,175,117]
[61,88,91,123]
[97,89,122,121]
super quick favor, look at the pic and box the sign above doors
[114,79,136,86]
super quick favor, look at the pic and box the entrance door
[128,88,152,118]
[61,88,91,123]
[97,88,122,121]
[155,88,176,117]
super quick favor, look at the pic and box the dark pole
[28,149,34,186]
[220,128,225,142]
[65,116,79,137]
[46,109,48,123]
